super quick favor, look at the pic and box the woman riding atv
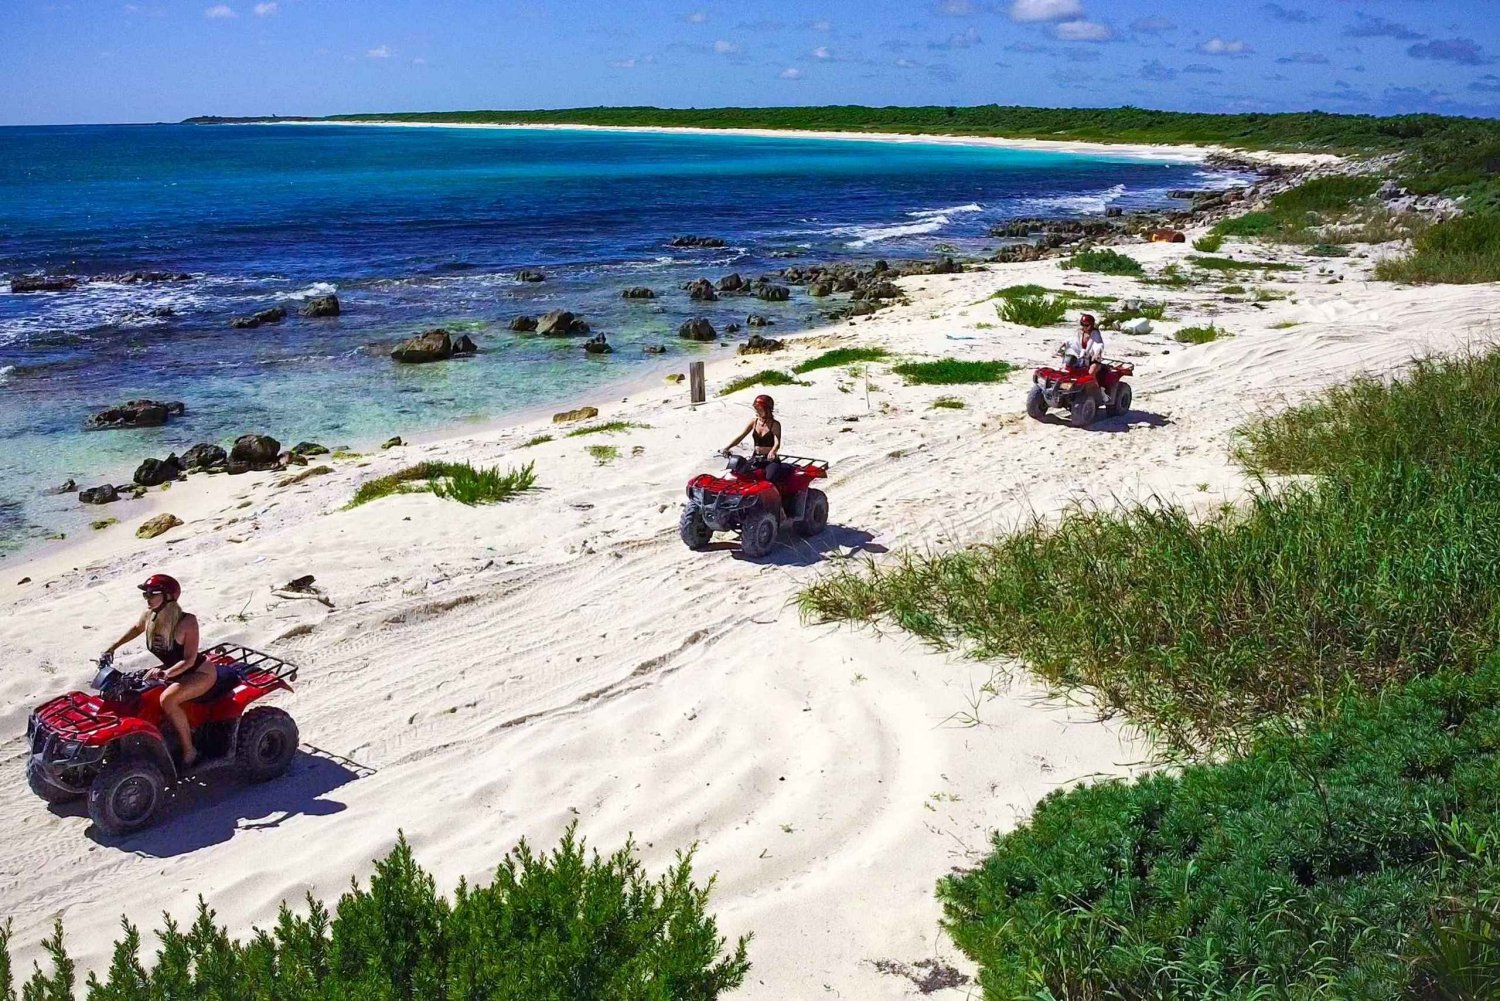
[723,394,787,483]
[1060,313,1106,407]
[101,574,213,767]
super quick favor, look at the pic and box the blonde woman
[102,574,214,766]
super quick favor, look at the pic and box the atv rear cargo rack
[204,644,300,687]
[771,455,829,471]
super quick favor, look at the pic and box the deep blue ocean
[0,123,1233,551]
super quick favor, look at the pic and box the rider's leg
[159,667,216,765]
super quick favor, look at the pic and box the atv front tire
[678,505,712,550]
[235,706,299,783]
[27,757,82,804]
[1026,386,1047,421]
[1108,381,1133,417]
[89,756,166,835]
[739,509,778,559]
[1070,397,1097,428]
[796,489,829,537]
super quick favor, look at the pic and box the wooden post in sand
[689,361,705,405]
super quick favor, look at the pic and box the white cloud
[937,0,978,14]
[780,67,803,79]
[713,39,739,54]
[687,11,707,22]
[895,58,918,68]
[810,19,833,31]
[812,45,831,59]
[412,57,427,65]
[1009,0,1082,23]
[1054,19,1112,41]
[1199,37,1252,55]
[253,1,276,14]
[367,45,391,58]
[204,4,235,18]
[124,4,140,12]
[609,57,638,68]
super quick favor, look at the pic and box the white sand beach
[2,230,1493,997]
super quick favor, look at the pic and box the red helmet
[753,394,774,413]
[137,573,181,601]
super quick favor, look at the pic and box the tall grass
[1174,323,1224,344]
[1375,213,1500,284]
[892,359,1013,385]
[792,346,888,374]
[1191,232,1223,252]
[996,295,1068,327]
[1061,249,1144,276]
[350,461,536,507]
[1213,176,1382,244]
[799,349,1500,752]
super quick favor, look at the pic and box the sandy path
[1,235,1494,997]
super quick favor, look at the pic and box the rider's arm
[724,421,753,452]
[160,615,201,681]
[768,419,782,460]
[105,615,146,657]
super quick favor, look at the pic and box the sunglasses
[142,589,166,598]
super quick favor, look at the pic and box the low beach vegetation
[1188,254,1301,273]
[1213,176,1382,244]
[1307,242,1350,257]
[990,283,1062,300]
[565,421,650,438]
[1190,233,1223,252]
[349,461,536,508]
[718,370,806,396]
[520,434,553,448]
[792,346,888,374]
[1174,324,1224,344]
[1061,249,1144,277]
[996,295,1067,327]
[585,444,619,465]
[929,396,966,410]
[1375,213,1500,284]
[1098,302,1168,330]
[892,359,1013,386]
[4,828,750,1000]
[1218,283,1247,294]
[1270,320,1300,329]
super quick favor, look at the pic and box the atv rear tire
[1109,381,1133,417]
[1070,397,1097,428]
[796,488,829,537]
[27,757,82,804]
[88,756,166,835]
[235,706,299,783]
[739,509,778,559]
[1026,386,1047,421]
[678,505,712,550]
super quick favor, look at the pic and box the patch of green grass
[90,518,117,531]
[1189,255,1301,273]
[892,359,1013,385]
[1307,243,1350,257]
[1213,176,1383,245]
[565,421,651,438]
[1061,248,1144,276]
[996,295,1068,327]
[520,434,553,447]
[1252,287,1288,302]
[1142,263,1195,288]
[1219,283,1247,294]
[1270,320,1300,329]
[1099,301,1168,330]
[1374,213,1500,284]
[930,395,966,409]
[793,346,888,374]
[1213,211,1278,237]
[973,321,996,330]
[585,444,619,465]
[349,460,537,508]
[991,283,1065,300]
[1191,232,1224,252]
[1175,324,1225,344]
[718,369,807,396]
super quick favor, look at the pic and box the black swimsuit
[148,628,206,674]
[752,421,775,449]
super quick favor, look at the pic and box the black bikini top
[752,420,775,447]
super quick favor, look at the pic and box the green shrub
[719,370,806,396]
[520,434,553,448]
[1191,232,1224,252]
[5,827,750,1000]
[349,461,536,508]
[1213,176,1382,244]
[792,347,888,374]
[892,359,1013,385]
[1061,249,1144,276]
[1375,213,1500,284]
[1307,242,1350,257]
[939,663,1500,1000]
[1099,301,1168,330]
[585,444,619,465]
[1174,324,1224,344]
[1218,283,1247,294]
[1188,254,1301,273]
[930,395,966,409]
[1213,211,1278,237]
[996,295,1068,327]
[565,421,651,437]
[990,283,1064,300]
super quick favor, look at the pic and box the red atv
[25,644,300,835]
[680,452,830,558]
[1026,359,1134,428]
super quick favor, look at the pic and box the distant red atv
[1026,359,1134,428]
[680,452,830,558]
[26,644,300,835]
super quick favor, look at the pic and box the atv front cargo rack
[204,644,300,688]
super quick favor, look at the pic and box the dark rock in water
[738,333,785,355]
[809,282,833,297]
[862,281,902,301]
[11,275,79,293]
[873,260,889,274]
[120,306,177,324]
[1105,206,1123,218]
[685,278,718,302]
[725,322,742,334]
[134,455,184,487]
[95,270,193,284]
[51,479,77,495]
[849,300,879,317]
[1168,189,1211,200]
[583,334,613,355]
[746,314,773,327]
[391,329,454,362]
[537,310,590,336]
[86,399,186,430]
[756,284,790,302]
[642,343,666,355]
[928,255,962,275]
[291,441,329,457]
[677,318,717,341]
[230,433,281,468]
[230,306,288,329]
[182,442,228,469]
[79,484,119,505]
[835,275,859,292]
[301,294,340,318]
[717,273,745,293]
[516,269,547,283]
[509,315,538,332]
[622,286,656,299]
[452,333,478,355]
[382,436,404,449]
[670,235,726,248]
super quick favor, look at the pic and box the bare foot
[182,749,199,768]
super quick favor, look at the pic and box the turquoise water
[0,123,1228,550]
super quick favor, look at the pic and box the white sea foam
[1019,183,1127,215]
[842,219,948,248]
[0,365,13,384]
[286,281,338,300]
[907,202,983,219]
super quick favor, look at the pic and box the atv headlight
[1059,380,1074,390]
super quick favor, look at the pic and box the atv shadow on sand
[737,524,886,567]
[1033,408,1172,433]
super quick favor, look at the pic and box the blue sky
[5,0,1498,125]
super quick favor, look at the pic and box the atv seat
[191,662,245,704]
